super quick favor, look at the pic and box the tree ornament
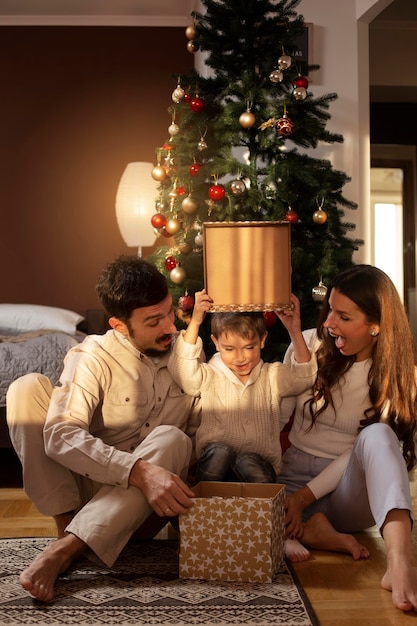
[269,69,283,83]
[185,23,197,40]
[170,266,186,284]
[181,195,198,214]
[161,226,173,238]
[150,213,167,229]
[163,155,174,177]
[263,311,278,327]
[294,75,309,89]
[189,162,201,177]
[176,186,186,196]
[151,164,166,182]
[194,232,204,247]
[313,209,328,224]
[183,92,191,103]
[239,109,256,129]
[230,179,246,195]
[293,86,307,101]
[178,240,192,254]
[278,54,292,70]
[190,96,205,112]
[168,121,180,136]
[197,138,207,151]
[172,84,185,103]
[178,292,194,312]
[164,255,177,271]
[165,217,182,235]
[275,114,294,137]
[186,40,199,53]
[312,280,328,302]
[284,206,299,223]
[208,183,226,201]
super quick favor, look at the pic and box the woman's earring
[370,329,379,337]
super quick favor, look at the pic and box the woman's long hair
[309,265,417,470]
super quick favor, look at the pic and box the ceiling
[0,0,415,25]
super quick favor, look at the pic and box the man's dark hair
[96,255,168,322]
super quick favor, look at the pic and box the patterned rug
[0,537,318,626]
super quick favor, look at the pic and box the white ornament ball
[293,86,307,101]
[194,233,204,247]
[269,69,283,83]
[230,179,246,195]
[170,266,186,284]
[278,54,292,70]
[168,123,180,136]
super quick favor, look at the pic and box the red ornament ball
[176,186,187,196]
[151,213,167,229]
[190,96,205,112]
[263,311,278,327]
[208,184,225,201]
[178,293,194,312]
[183,93,191,103]
[164,256,177,271]
[285,209,299,223]
[275,115,294,137]
[294,75,309,89]
[189,163,201,177]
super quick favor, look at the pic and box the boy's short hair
[211,312,267,340]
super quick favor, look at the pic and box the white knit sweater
[168,331,317,473]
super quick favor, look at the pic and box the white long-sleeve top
[168,330,317,473]
[280,328,372,499]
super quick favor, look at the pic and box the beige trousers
[7,373,192,566]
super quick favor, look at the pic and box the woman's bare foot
[301,512,370,560]
[285,538,311,563]
[381,558,417,612]
[19,533,85,602]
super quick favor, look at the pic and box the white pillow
[0,304,84,334]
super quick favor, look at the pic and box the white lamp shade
[115,162,159,249]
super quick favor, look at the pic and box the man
[6,255,200,602]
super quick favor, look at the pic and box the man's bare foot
[19,533,85,602]
[285,538,311,563]
[301,512,370,560]
[381,554,417,611]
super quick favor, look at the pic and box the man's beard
[142,334,172,357]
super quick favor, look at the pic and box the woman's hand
[285,493,305,538]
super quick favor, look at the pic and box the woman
[278,264,417,613]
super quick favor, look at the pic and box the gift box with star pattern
[179,481,286,583]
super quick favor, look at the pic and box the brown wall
[0,26,193,313]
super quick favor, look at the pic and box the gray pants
[278,423,413,532]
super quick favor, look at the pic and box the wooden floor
[1,464,417,625]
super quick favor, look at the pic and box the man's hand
[129,458,195,517]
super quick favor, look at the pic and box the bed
[0,304,109,449]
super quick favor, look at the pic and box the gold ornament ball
[151,165,166,182]
[312,282,328,302]
[185,24,196,40]
[186,40,199,53]
[178,240,192,254]
[182,195,198,214]
[239,111,256,128]
[170,266,186,285]
[165,218,182,235]
[313,209,328,224]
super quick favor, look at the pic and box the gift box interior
[203,221,291,312]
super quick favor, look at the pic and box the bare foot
[19,533,85,602]
[301,512,370,560]
[381,555,417,611]
[285,538,311,563]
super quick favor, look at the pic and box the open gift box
[179,481,286,583]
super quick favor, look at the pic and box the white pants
[7,373,192,566]
[279,423,413,532]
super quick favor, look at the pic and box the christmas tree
[148,0,362,359]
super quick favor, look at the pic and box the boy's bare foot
[19,533,85,602]
[301,512,370,560]
[381,558,417,612]
[285,538,311,563]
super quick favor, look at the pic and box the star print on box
[179,482,285,583]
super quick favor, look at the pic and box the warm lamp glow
[115,162,160,256]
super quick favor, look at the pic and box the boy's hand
[275,294,302,335]
[192,289,213,324]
